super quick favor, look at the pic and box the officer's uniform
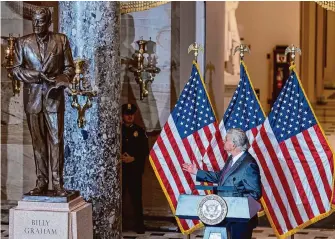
[122,104,149,233]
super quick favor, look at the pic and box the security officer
[121,103,149,234]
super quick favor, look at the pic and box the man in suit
[182,128,262,239]
[121,103,149,234]
[11,8,75,196]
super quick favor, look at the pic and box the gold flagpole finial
[233,44,250,61]
[188,42,204,63]
[285,44,301,67]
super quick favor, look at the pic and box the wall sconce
[129,37,161,100]
[1,34,20,96]
[68,59,97,128]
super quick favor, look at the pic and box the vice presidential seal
[197,194,228,225]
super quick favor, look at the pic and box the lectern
[175,186,261,239]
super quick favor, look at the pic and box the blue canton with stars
[223,63,265,131]
[268,71,317,143]
[172,64,216,139]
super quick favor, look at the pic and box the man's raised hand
[182,161,198,175]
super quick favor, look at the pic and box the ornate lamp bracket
[1,34,21,96]
[128,37,161,100]
[68,59,97,128]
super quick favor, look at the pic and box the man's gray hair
[226,128,249,151]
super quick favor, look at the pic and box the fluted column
[59,2,121,238]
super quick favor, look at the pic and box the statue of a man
[225,1,241,76]
[12,8,75,196]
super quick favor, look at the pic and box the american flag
[202,61,265,171]
[249,68,335,238]
[149,62,218,233]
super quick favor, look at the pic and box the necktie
[219,158,233,184]
[37,38,47,60]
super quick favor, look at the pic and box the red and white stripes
[150,116,218,232]
[249,119,334,236]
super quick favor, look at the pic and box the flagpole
[186,42,202,239]
[286,45,300,239]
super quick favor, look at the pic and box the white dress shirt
[231,151,245,166]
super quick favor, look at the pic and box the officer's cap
[122,103,137,115]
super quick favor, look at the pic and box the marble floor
[2,200,335,239]
[122,228,335,239]
[2,225,335,239]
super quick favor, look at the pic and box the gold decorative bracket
[120,1,169,14]
[68,59,97,128]
[129,38,161,100]
[316,1,335,12]
[1,34,20,96]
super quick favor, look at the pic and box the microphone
[232,177,243,197]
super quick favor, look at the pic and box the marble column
[206,2,227,119]
[59,2,121,238]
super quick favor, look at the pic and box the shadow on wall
[170,1,180,110]
[205,61,219,117]
[120,13,169,230]
[120,13,144,127]
[120,13,160,131]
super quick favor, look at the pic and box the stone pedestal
[9,197,93,239]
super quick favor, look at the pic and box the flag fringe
[261,197,335,239]
[257,210,265,217]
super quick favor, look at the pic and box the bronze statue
[11,8,75,196]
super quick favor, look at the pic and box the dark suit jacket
[12,32,75,113]
[196,152,262,200]
[122,123,149,175]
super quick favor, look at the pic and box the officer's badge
[133,131,138,137]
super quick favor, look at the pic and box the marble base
[22,190,80,203]
[9,197,93,239]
